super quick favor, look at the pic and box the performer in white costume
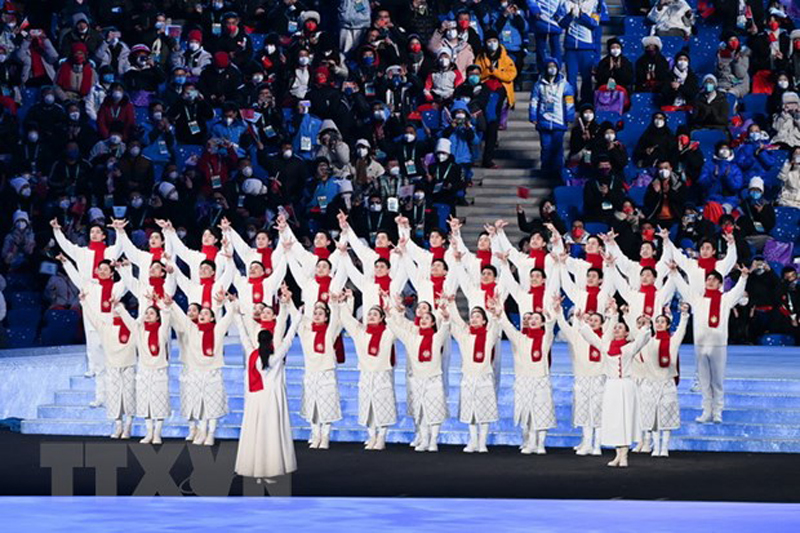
[637,303,690,457]
[336,290,398,451]
[156,220,228,281]
[234,294,301,482]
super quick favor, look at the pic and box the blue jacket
[310,179,339,212]
[490,11,529,52]
[210,119,249,155]
[140,120,175,164]
[561,0,600,50]
[291,114,323,161]
[527,0,567,35]
[338,0,371,30]
[734,141,776,180]
[445,100,480,164]
[698,156,745,206]
[529,59,575,131]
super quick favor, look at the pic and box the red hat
[214,51,230,68]
[188,30,203,43]
[71,42,88,56]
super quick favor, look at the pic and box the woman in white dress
[492,302,557,455]
[116,294,172,445]
[448,301,501,453]
[336,290,397,451]
[637,303,690,458]
[578,303,652,468]
[174,302,202,441]
[234,295,302,483]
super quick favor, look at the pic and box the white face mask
[28,131,39,142]
[547,66,557,77]
[446,29,457,40]
[437,152,448,162]
[189,42,200,52]
[439,57,450,68]
[252,74,264,83]
[583,112,594,122]
[604,133,615,142]
[659,168,671,179]
[266,44,276,55]
[225,117,234,125]
[44,94,55,105]
[654,119,665,128]
[677,60,688,71]
[487,41,499,53]
[177,229,187,239]
[112,90,123,101]
[610,48,621,57]
[168,171,179,180]
[241,166,253,177]
[152,111,162,121]
[718,148,731,159]
[283,149,293,159]
[131,197,144,208]
[404,133,416,143]
[129,146,141,157]
[0,54,7,63]
[779,80,790,89]
[298,56,310,66]
[370,203,382,212]
[20,187,31,198]
[794,155,800,164]
[357,147,368,158]
[168,191,179,201]
[389,166,401,176]
[109,135,122,145]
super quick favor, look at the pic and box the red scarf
[113,316,130,344]
[315,275,331,302]
[608,338,628,356]
[476,249,492,267]
[529,284,545,312]
[198,322,215,356]
[247,349,265,392]
[528,248,546,269]
[656,330,671,367]
[144,321,161,356]
[470,325,488,363]
[704,288,722,328]
[698,256,717,275]
[257,247,273,274]
[418,326,435,361]
[88,241,106,279]
[201,244,218,262]
[640,257,656,269]
[375,274,391,307]
[526,326,545,361]
[431,275,445,301]
[99,277,114,313]
[481,281,496,306]
[585,285,600,313]
[589,328,603,362]
[200,277,214,308]
[640,284,657,316]
[414,316,421,326]
[56,62,93,96]
[585,252,603,269]
[430,245,445,261]
[149,276,165,300]
[248,275,265,303]
[150,246,164,261]
[260,318,276,333]
[366,324,386,356]
[375,246,391,261]
[314,246,330,259]
[311,322,327,353]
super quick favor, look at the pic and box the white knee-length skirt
[135,366,170,419]
[408,374,448,425]
[182,367,228,420]
[573,374,606,428]
[639,378,681,430]
[105,365,136,419]
[601,377,639,447]
[358,370,397,427]
[301,369,342,424]
[514,375,556,430]
[459,372,499,424]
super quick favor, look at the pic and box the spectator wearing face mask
[96,82,135,140]
[425,138,464,210]
[562,0,601,103]
[487,1,528,90]
[47,141,92,202]
[634,112,674,168]
[737,177,776,251]
[197,138,239,198]
[647,0,694,38]
[94,27,130,76]
[140,101,175,164]
[403,0,438,42]
[442,100,479,188]
[589,121,628,177]
[690,74,729,130]
[644,160,686,226]
[429,20,474,75]
[634,35,670,93]
[24,86,67,143]
[698,141,745,207]
[363,16,403,68]
[13,123,54,175]
[84,65,114,122]
[595,37,634,91]
[735,125,778,183]
[776,266,800,344]
[529,57,575,182]
[456,63,505,168]
[122,45,166,106]
[393,124,429,181]
[308,157,339,230]
[424,49,463,103]
[475,29,517,108]
[54,42,97,102]
[777,147,800,208]
[715,0,765,34]
[266,141,307,209]
[744,256,781,339]
[716,32,751,99]
[661,50,698,109]
[772,91,800,149]
[768,72,793,116]
[527,0,567,73]
[215,12,253,68]
[2,210,35,271]
[199,51,243,106]
[210,102,248,152]
[169,82,214,144]
[59,13,103,58]
[352,138,385,199]
[517,198,567,235]
[675,129,705,198]
[583,156,626,223]
[172,29,212,80]
[17,28,59,87]
[404,34,433,92]
[118,140,154,196]
[749,16,790,94]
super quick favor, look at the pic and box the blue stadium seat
[584,222,609,235]
[691,25,719,76]
[758,334,796,347]
[250,33,266,53]
[40,309,81,346]
[771,206,800,243]
[134,106,149,125]
[7,326,37,348]
[628,185,647,207]
[660,36,689,59]
[554,185,583,210]
[175,144,204,169]
[630,92,658,113]
[624,16,648,40]
[726,92,738,116]
[6,307,42,329]
[691,129,728,152]
[7,291,41,309]
[741,94,768,119]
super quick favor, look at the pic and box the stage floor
[0,496,798,532]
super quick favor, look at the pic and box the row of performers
[50,212,746,472]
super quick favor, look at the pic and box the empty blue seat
[726,92,738,116]
[250,33,266,53]
[421,108,441,131]
[7,326,37,348]
[584,222,609,235]
[6,308,42,328]
[691,128,728,152]
[7,291,41,309]
[624,16,648,40]
[758,334,795,347]
[41,309,81,346]
[554,185,583,209]
[630,92,658,112]
[771,206,800,243]
[175,144,204,169]
[628,185,647,207]
[741,94,767,119]
[660,36,689,59]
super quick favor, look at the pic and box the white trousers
[339,28,366,55]
[84,320,105,375]
[695,344,727,415]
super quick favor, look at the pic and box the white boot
[203,419,217,446]
[651,431,661,457]
[427,424,440,452]
[607,447,621,468]
[576,426,592,456]
[520,427,529,451]
[193,420,208,445]
[121,417,133,439]
[319,423,331,449]
[110,419,123,439]
[415,425,430,452]
[638,431,652,454]
[139,419,154,444]
[153,420,164,445]
[534,430,547,454]
[591,428,603,456]
[374,427,387,451]
[521,428,537,455]
[463,424,478,453]
[309,424,321,448]
[632,431,645,453]
[185,421,197,442]
[660,430,671,457]
[713,411,723,424]
[618,446,629,468]
[410,423,420,448]
[477,423,489,453]
[695,410,712,423]
[365,425,377,450]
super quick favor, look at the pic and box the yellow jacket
[475,45,518,106]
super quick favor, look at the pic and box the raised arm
[52,224,83,263]
[723,270,749,307]
[716,238,738,277]
[114,227,147,269]
[345,227,377,268]
[235,312,256,355]
[164,228,202,272]
[274,307,302,360]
